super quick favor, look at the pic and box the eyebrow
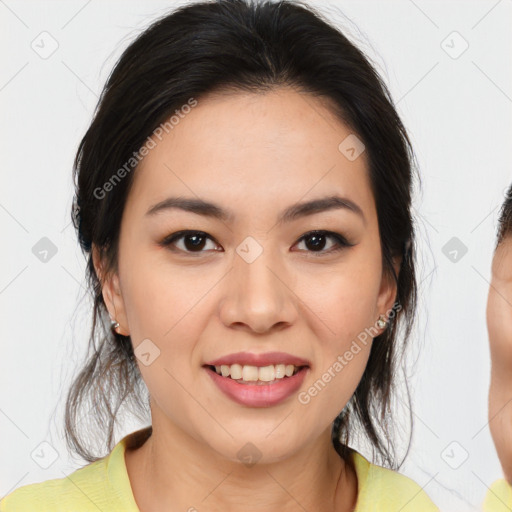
[145,195,365,224]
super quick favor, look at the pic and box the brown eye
[160,230,221,253]
[159,229,353,256]
[294,230,353,255]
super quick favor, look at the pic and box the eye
[159,229,354,256]
[159,230,221,254]
[293,230,353,255]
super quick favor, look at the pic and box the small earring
[111,320,120,332]
[376,315,387,329]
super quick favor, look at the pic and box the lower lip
[204,366,309,407]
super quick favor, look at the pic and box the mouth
[203,363,310,407]
[205,363,307,384]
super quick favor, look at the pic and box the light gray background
[1,1,511,510]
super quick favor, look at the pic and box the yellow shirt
[0,427,439,511]
[482,478,512,511]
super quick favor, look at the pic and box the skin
[487,235,512,485]
[93,87,399,512]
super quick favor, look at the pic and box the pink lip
[204,351,311,368]
[204,366,309,407]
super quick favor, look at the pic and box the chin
[202,426,310,466]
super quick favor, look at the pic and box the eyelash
[159,230,354,257]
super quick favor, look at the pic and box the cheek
[301,259,382,342]
[119,256,210,426]
[119,252,215,392]
[298,253,381,401]
[120,249,210,342]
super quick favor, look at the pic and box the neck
[125,416,357,512]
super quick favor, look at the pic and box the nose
[218,246,298,334]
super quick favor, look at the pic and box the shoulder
[482,478,512,512]
[0,428,150,512]
[0,456,110,511]
[350,449,439,511]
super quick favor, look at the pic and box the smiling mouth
[205,363,307,385]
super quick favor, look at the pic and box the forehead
[126,87,375,222]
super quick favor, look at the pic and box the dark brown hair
[496,183,512,245]
[67,0,419,468]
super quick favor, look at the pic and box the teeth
[284,364,295,377]
[242,365,259,381]
[230,364,242,380]
[258,365,275,382]
[212,363,302,382]
[275,364,286,379]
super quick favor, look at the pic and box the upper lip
[204,351,310,368]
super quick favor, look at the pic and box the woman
[483,184,512,511]
[0,0,438,510]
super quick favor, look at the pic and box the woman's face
[96,87,397,463]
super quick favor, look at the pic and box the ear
[375,255,401,330]
[92,244,130,336]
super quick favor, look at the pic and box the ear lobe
[92,244,129,336]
